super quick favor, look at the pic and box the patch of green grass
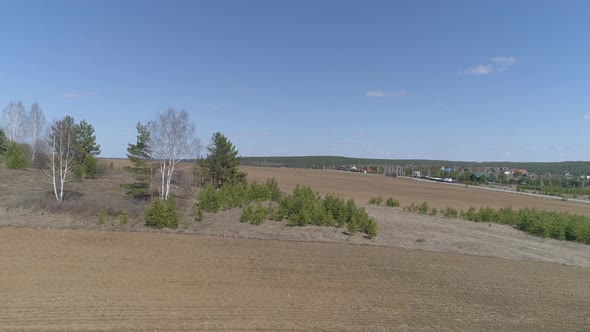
[368,195,384,206]
[386,197,400,207]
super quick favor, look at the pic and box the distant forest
[241,156,590,175]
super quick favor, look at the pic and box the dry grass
[0,160,196,226]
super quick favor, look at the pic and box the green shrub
[403,200,590,245]
[197,178,283,213]
[280,185,321,226]
[83,155,98,179]
[224,181,249,208]
[145,198,179,229]
[347,215,359,235]
[119,212,129,225]
[283,187,338,226]
[248,180,268,202]
[198,183,221,212]
[269,202,286,221]
[124,182,151,199]
[349,206,372,235]
[240,204,253,223]
[323,194,348,227]
[344,199,357,225]
[442,207,459,219]
[363,219,378,239]
[4,142,30,169]
[418,202,429,215]
[478,207,496,222]
[197,180,378,238]
[496,206,516,224]
[193,204,203,222]
[97,211,106,225]
[246,179,282,203]
[240,203,268,225]
[429,208,438,216]
[386,197,400,207]
[368,195,384,206]
[265,178,282,202]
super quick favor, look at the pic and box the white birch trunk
[45,118,74,204]
[148,109,200,201]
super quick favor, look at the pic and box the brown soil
[243,166,590,215]
[2,164,590,330]
[1,227,589,331]
[1,165,589,268]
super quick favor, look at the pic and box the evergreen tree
[4,142,30,169]
[125,122,152,198]
[0,129,6,155]
[198,132,246,188]
[74,119,101,178]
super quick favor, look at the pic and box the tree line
[1,102,244,207]
[1,102,102,201]
[242,156,590,176]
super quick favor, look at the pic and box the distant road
[397,176,590,205]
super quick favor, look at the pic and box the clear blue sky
[1,0,589,162]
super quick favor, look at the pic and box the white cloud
[394,90,409,97]
[460,56,517,76]
[583,114,590,121]
[460,65,492,76]
[366,90,386,97]
[433,101,445,108]
[491,56,516,71]
[366,89,408,97]
[63,92,80,99]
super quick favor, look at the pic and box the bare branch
[27,102,45,161]
[45,117,76,203]
[148,109,200,200]
[2,101,26,143]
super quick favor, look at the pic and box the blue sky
[1,0,589,162]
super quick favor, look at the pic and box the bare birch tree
[27,102,46,161]
[44,116,76,203]
[148,109,200,200]
[2,101,26,143]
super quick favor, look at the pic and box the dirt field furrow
[1,227,589,331]
[243,166,590,215]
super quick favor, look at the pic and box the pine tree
[125,122,152,198]
[198,132,246,188]
[4,142,30,169]
[0,129,6,155]
[76,120,101,156]
[74,119,101,178]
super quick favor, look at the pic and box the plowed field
[244,166,590,215]
[1,227,589,331]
